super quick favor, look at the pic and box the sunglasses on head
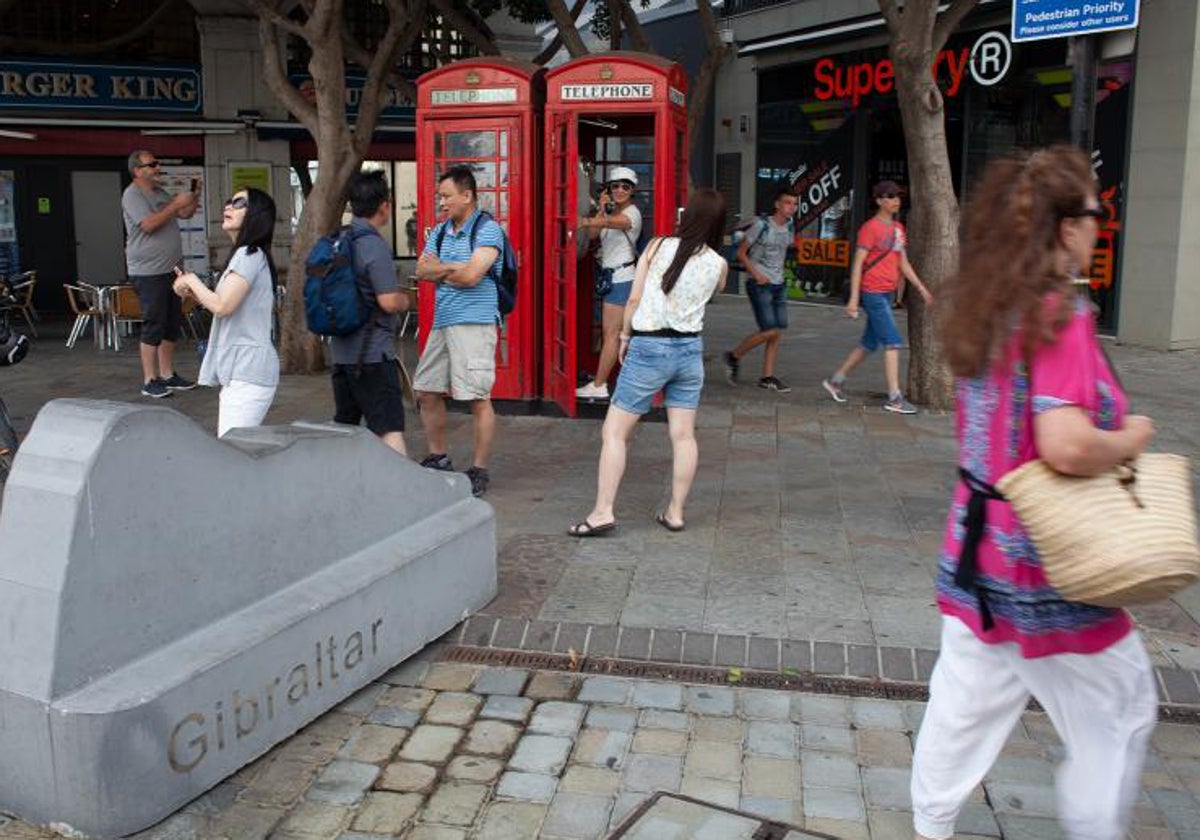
[224,196,247,209]
[608,181,634,191]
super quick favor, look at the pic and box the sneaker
[884,396,918,415]
[465,466,490,497]
[821,378,847,403]
[141,378,171,399]
[758,376,792,393]
[420,453,454,471]
[576,381,610,400]
[162,372,196,391]
[723,351,740,384]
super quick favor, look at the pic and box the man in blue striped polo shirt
[414,165,504,497]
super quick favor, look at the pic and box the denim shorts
[746,281,788,331]
[603,280,633,306]
[611,336,704,415]
[859,291,904,352]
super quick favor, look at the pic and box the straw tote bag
[995,454,1200,607]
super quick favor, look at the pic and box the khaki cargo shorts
[413,323,497,401]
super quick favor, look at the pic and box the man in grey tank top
[723,187,798,393]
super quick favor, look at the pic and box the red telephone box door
[420,116,525,397]
[543,112,579,416]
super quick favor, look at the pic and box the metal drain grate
[437,645,1200,724]
[605,792,837,839]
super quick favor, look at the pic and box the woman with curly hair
[910,146,1158,840]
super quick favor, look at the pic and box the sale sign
[787,118,855,231]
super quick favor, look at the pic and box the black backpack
[434,211,518,316]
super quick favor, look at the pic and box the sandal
[655,513,685,532]
[568,518,617,537]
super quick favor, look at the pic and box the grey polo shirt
[122,183,183,276]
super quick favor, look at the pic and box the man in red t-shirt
[822,180,933,414]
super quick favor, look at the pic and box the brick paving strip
[6,655,1197,840]
[453,615,1200,715]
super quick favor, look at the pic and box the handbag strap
[956,467,1008,631]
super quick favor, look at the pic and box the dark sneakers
[465,466,490,497]
[723,351,740,384]
[758,376,791,393]
[420,453,454,471]
[141,378,171,399]
[162,372,197,391]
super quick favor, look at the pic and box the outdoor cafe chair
[1,270,38,338]
[109,284,143,352]
[63,283,107,349]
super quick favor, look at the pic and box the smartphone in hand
[189,178,199,193]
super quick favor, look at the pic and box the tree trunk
[687,0,729,185]
[877,0,978,410]
[545,0,591,58]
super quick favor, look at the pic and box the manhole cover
[606,792,839,839]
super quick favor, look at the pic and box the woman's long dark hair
[659,188,726,295]
[232,187,279,288]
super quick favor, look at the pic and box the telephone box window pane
[446,131,496,158]
[500,131,509,157]
[475,162,497,188]
[478,192,495,214]
[500,192,509,216]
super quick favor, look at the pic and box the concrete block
[0,401,497,837]
[528,701,587,737]
[509,734,574,775]
[480,695,535,723]
[542,792,614,839]
[496,771,559,803]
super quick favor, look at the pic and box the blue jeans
[746,282,788,331]
[859,291,904,352]
[612,336,704,414]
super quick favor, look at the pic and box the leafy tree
[877,0,980,409]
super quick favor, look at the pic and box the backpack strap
[861,223,897,275]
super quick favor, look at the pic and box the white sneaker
[576,381,610,400]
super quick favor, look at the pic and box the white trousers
[911,616,1157,840]
[218,380,276,438]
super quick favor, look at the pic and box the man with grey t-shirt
[329,170,411,456]
[723,187,798,393]
[122,149,201,399]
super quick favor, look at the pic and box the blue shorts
[859,291,904,352]
[746,282,788,331]
[603,280,633,306]
[611,336,704,414]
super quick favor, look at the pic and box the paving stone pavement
[3,656,1199,839]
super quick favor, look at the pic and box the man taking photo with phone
[122,149,201,398]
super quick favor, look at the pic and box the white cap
[607,166,638,186]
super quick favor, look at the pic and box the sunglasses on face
[878,193,899,200]
[138,161,161,169]
[1068,206,1105,221]
[224,196,247,209]
[608,181,634,191]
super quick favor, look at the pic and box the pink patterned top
[937,293,1133,658]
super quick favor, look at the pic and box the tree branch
[429,0,501,55]
[545,0,590,58]
[932,0,981,54]
[243,0,310,40]
[876,0,901,37]
[619,0,652,53]
[353,0,427,156]
[533,0,588,65]
[0,0,182,56]
[255,9,318,135]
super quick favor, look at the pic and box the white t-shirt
[631,238,726,335]
[598,203,643,284]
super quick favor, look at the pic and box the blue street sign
[1012,0,1139,43]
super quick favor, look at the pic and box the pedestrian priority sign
[1012,0,1139,43]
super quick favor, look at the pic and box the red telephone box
[415,59,545,402]
[542,53,689,417]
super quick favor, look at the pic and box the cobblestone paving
[4,658,1199,839]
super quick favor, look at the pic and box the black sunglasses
[224,196,247,209]
[1067,206,1105,221]
[608,181,634,191]
[138,160,161,169]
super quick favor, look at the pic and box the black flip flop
[568,518,617,537]
[655,513,685,532]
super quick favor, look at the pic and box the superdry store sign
[813,29,1013,107]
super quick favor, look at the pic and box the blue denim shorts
[746,281,788,331]
[859,291,904,352]
[603,280,633,306]
[611,336,704,414]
